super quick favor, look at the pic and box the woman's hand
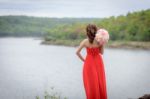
[99,45,104,55]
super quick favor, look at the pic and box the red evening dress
[83,47,107,99]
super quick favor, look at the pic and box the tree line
[45,9,150,42]
[0,9,149,41]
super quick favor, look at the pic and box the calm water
[0,38,150,99]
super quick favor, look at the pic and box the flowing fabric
[83,47,107,99]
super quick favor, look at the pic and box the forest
[0,16,99,37]
[0,9,150,43]
[45,9,150,42]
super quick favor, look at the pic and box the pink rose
[95,29,109,45]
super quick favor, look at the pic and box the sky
[0,0,150,18]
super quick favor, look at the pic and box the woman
[76,24,107,99]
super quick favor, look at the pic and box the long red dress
[83,47,107,99]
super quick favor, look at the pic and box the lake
[0,38,150,99]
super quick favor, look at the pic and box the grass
[35,87,67,99]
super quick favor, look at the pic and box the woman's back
[84,38,99,47]
[84,38,104,54]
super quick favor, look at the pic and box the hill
[0,16,100,37]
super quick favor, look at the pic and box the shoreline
[0,37,149,50]
[41,39,150,50]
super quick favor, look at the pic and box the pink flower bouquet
[95,29,109,45]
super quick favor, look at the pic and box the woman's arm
[99,45,104,55]
[76,39,86,62]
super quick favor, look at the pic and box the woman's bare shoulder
[81,38,88,43]
[79,38,88,46]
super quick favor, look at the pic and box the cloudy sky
[0,0,150,18]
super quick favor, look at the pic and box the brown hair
[86,24,98,44]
